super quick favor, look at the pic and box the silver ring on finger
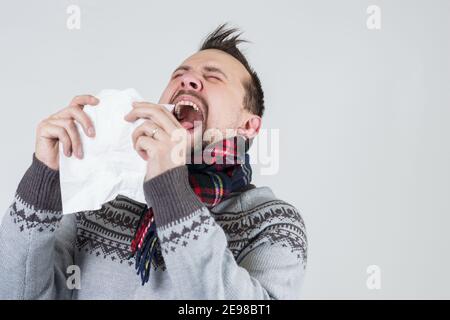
[150,127,159,139]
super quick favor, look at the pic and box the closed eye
[205,75,222,82]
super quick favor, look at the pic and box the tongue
[181,121,194,130]
[178,106,203,131]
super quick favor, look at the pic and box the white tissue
[59,88,174,214]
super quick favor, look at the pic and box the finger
[132,122,168,149]
[135,136,156,161]
[48,118,83,159]
[64,106,96,137]
[41,123,72,157]
[52,96,97,137]
[125,105,181,133]
[70,95,100,108]
[135,102,178,126]
[127,102,179,127]
[132,101,174,116]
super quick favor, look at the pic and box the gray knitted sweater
[0,155,307,299]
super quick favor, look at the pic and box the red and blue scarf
[129,136,252,285]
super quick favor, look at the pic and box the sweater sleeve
[0,154,75,299]
[143,165,308,300]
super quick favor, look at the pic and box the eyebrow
[172,65,228,80]
[173,65,190,74]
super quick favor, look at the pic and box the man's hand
[35,95,99,170]
[124,102,189,181]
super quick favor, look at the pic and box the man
[0,24,307,299]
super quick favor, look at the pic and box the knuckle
[66,104,79,113]
[37,119,47,130]
[143,121,153,130]
[134,137,142,149]
[69,120,78,131]
[63,118,74,127]
[49,111,60,119]
[78,111,90,123]
[59,134,68,144]
[56,126,65,135]
[67,102,79,110]
[69,108,86,123]
[136,135,146,145]
[71,95,81,103]
[63,105,73,112]
[74,94,87,100]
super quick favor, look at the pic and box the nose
[179,72,203,91]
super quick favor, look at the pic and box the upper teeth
[175,100,200,117]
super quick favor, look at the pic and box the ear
[237,113,262,139]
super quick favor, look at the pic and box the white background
[1,0,449,299]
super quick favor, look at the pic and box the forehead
[179,49,250,81]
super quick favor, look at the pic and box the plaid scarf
[129,136,252,285]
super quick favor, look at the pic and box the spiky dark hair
[199,24,265,117]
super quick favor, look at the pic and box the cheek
[207,91,242,129]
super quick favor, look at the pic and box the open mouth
[173,99,205,131]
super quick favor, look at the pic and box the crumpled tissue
[59,88,174,214]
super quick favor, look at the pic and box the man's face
[159,49,258,146]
